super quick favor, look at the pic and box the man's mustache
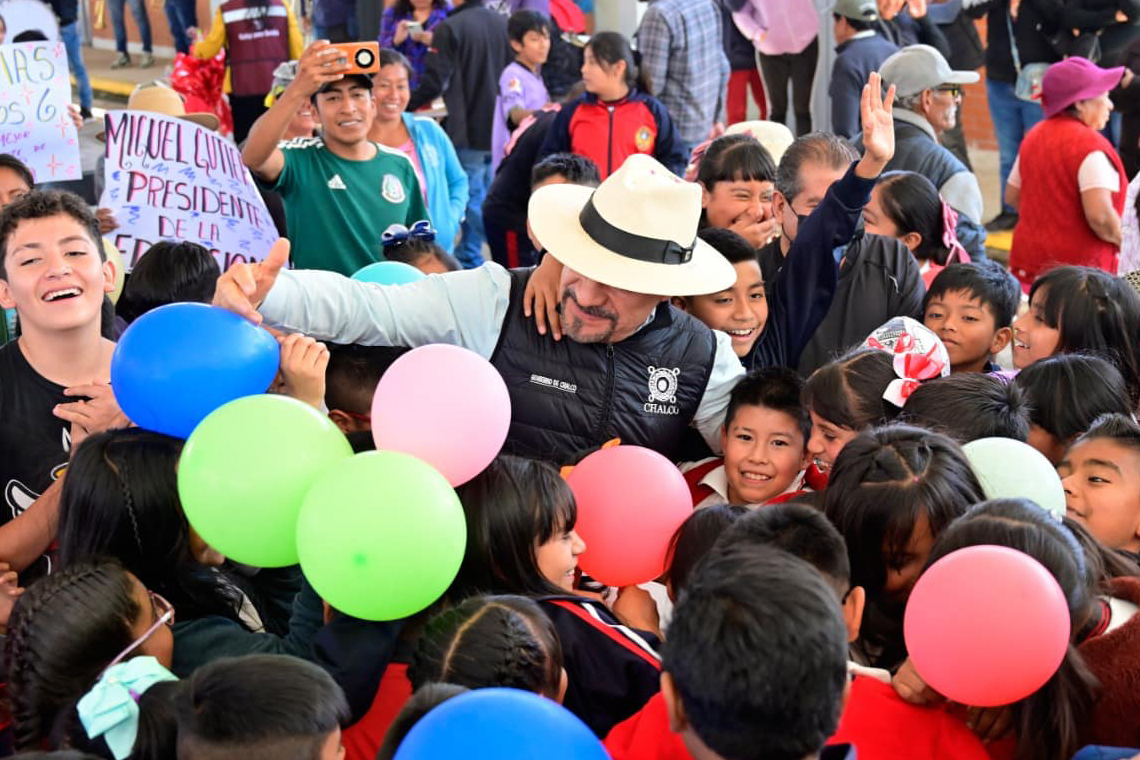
[560,289,617,322]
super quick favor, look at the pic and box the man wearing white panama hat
[214,73,897,464]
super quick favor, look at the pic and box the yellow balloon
[102,237,126,303]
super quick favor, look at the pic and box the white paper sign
[0,41,81,181]
[99,109,278,271]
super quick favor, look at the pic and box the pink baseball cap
[1041,57,1125,118]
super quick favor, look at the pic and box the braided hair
[4,559,177,758]
[823,423,985,669]
[408,595,564,699]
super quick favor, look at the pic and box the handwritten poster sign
[0,42,81,181]
[99,109,277,271]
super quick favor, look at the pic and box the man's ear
[670,296,689,311]
[660,672,688,734]
[0,277,14,310]
[990,326,1013,356]
[327,409,362,434]
[771,189,788,221]
[843,585,866,644]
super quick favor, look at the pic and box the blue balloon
[111,303,280,439]
[393,689,609,760]
[352,260,426,286]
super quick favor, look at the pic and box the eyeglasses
[937,85,963,98]
[105,591,175,670]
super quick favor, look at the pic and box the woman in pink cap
[1007,56,1130,289]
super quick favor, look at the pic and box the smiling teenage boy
[242,40,429,276]
[922,261,1020,374]
[0,191,128,574]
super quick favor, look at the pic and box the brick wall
[962,16,999,151]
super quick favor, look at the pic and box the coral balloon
[963,437,1066,517]
[178,395,353,567]
[565,445,692,587]
[111,302,280,438]
[296,451,466,621]
[904,545,1070,707]
[371,344,510,485]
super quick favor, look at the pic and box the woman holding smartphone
[379,0,451,89]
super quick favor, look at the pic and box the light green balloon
[962,437,1067,517]
[178,394,353,568]
[296,451,466,621]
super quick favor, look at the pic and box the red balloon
[565,445,693,587]
[903,545,1071,707]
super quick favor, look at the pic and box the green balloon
[296,451,466,621]
[178,394,353,568]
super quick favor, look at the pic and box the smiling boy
[922,261,1019,373]
[0,191,128,574]
[1060,413,1140,555]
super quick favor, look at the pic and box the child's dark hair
[923,261,1021,329]
[824,424,985,668]
[926,499,1101,760]
[696,226,761,266]
[451,455,578,598]
[375,684,468,760]
[1029,266,1140,407]
[57,428,246,624]
[696,134,777,190]
[584,31,643,91]
[116,241,221,324]
[409,595,564,698]
[664,504,747,596]
[378,48,413,78]
[531,152,600,189]
[381,236,461,272]
[901,373,1031,443]
[717,502,851,599]
[324,343,409,415]
[725,365,809,440]
[663,543,848,760]
[0,153,34,190]
[175,654,349,760]
[0,191,103,277]
[5,559,177,759]
[1076,412,1140,455]
[1013,354,1133,443]
[801,349,899,431]
[873,172,953,264]
[775,132,858,204]
[508,9,550,42]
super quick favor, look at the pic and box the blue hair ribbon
[78,656,178,760]
[381,220,436,248]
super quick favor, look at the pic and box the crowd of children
[4,37,1140,760]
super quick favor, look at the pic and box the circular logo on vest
[647,366,680,404]
[381,173,406,203]
[635,126,653,152]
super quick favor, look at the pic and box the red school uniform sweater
[1079,576,1140,748]
[1009,114,1126,287]
[341,663,413,760]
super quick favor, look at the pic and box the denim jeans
[455,148,492,269]
[59,21,93,110]
[109,0,153,54]
[985,78,1043,214]
[314,17,359,43]
[164,0,197,54]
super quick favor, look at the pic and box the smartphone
[405,20,424,35]
[331,41,380,76]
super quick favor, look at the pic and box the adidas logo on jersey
[327,174,347,190]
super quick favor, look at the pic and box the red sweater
[1009,114,1126,287]
[341,663,413,760]
[1079,576,1140,748]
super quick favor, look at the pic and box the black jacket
[966,0,1063,84]
[407,1,510,151]
[721,0,757,70]
[490,269,717,465]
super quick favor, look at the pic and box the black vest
[490,269,718,465]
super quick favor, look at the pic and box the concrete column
[593,0,639,37]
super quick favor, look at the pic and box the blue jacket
[403,112,469,255]
[830,34,898,138]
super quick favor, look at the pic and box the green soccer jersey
[275,137,430,275]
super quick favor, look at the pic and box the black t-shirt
[0,341,71,526]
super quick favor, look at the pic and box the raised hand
[275,333,330,409]
[212,237,290,324]
[856,71,896,179]
[292,40,353,100]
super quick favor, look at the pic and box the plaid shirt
[636,0,729,146]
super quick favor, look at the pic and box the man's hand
[275,333,329,409]
[290,40,353,100]
[95,207,118,234]
[55,382,130,451]
[523,254,564,340]
[855,72,896,179]
[212,237,290,324]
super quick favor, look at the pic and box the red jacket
[341,663,413,760]
[539,90,689,179]
[1010,114,1126,287]
[1079,576,1140,748]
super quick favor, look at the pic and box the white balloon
[962,437,1067,518]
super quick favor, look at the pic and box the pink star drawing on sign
[46,155,62,176]
[21,85,34,105]
[54,42,64,57]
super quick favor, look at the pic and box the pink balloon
[565,446,693,587]
[371,344,510,486]
[904,545,1071,707]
